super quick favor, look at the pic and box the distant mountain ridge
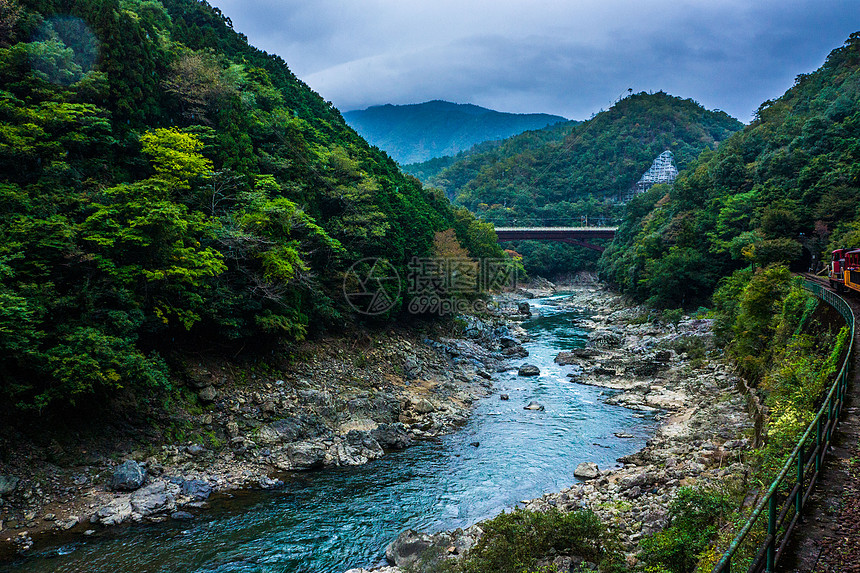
[343,100,567,164]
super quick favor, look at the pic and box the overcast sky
[208,0,859,123]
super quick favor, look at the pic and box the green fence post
[796,443,804,517]
[816,417,822,474]
[767,493,777,571]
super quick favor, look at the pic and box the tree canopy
[0,0,503,412]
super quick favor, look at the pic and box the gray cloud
[209,0,859,122]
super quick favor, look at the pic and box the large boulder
[502,345,529,358]
[130,481,179,516]
[347,393,400,423]
[197,386,218,402]
[0,475,19,496]
[554,351,578,366]
[93,497,132,526]
[282,442,326,470]
[412,398,435,414]
[255,415,328,445]
[334,431,385,466]
[574,462,600,480]
[518,364,541,376]
[371,423,413,450]
[110,460,146,491]
[385,529,436,569]
[180,479,212,501]
[587,331,622,348]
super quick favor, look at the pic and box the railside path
[779,275,860,572]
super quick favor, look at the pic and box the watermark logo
[344,256,518,316]
[343,258,401,315]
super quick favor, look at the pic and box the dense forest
[344,100,567,165]
[402,119,579,191]
[0,0,504,413]
[411,93,743,276]
[600,33,860,309]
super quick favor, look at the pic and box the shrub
[461,508,621,573]
[639,488,732,573]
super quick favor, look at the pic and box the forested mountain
[427,92,743,277]
[0,0,502,412]
[402,119,579,188]
[343,100,567,165]
[600,32,860,309]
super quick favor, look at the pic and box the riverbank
[0,311,533,557]
[373,286,756,572]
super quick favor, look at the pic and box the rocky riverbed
[0,311,534,556]
[356,286,756,572]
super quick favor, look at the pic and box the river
[1,293,658,573]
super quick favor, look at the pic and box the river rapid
[1,293,658,573]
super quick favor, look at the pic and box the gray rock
[283,441,328,470]
[413,398,435,414]
[500,394,509,401]
[524,400,545,411]
[574,462,600,479]
[501,345,529,358]
[94,497,132,526]
[186,444,205,456]
[338,430,385,466]
[256,415,329,445]
[554,351,579,365]
[654,350,672,362]
[0,475,19,496]
[198,386,218,402]
[403,356,421,379]
[518,364,540,376]
[110,460,146,492]
[130,481,178,516]
[371,423,413,450]
[347,393,400,423]
[170,511,194,521]
[56,516,79,530]
[385,529,436,568]
[180,479,212,501]
[587,331,622,348]
[518,302,532,316]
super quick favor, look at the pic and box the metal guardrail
[711,280,854,573]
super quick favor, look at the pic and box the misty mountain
[343,100,567,164]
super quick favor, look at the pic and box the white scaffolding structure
[619,150,678,202]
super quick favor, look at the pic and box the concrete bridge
[494,226,617,252]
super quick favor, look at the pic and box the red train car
[830,248,860,293]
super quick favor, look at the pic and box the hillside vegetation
[343,100,567,165]
[420,92,742,277]
[0,0,502,413]
[600,33,860,309]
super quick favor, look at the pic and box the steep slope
[600,33,860,308]
[0,0,502,412]
[450,92,742,224]
[343,100,567,164]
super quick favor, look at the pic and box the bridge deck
[495,227,617,239]
[493,227,618,232]
[493,226,617,252]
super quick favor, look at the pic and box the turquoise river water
[0,294,658,573]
